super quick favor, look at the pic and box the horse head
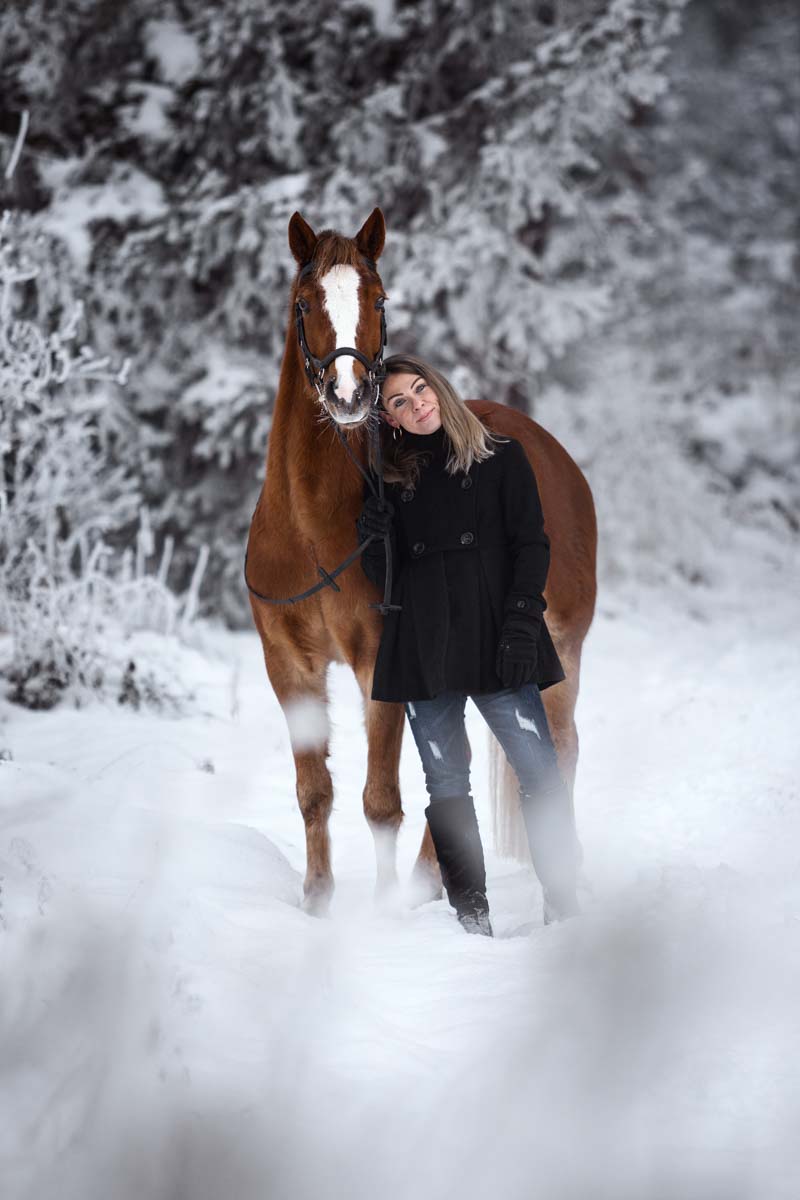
[288,208,387,427]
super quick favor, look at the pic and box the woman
[357,353,580,937]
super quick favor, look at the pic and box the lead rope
[334,419,400,615]
[244,412,400,615]
[368,417,400,615]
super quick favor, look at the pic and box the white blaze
[320,264,360,405]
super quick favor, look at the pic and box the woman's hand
[496,593,542,689]
[357,494,395,540]
[496,629,538,689]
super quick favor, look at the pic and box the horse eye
[375,297,386,311]
[297,297,310,313]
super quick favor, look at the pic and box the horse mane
[311,232,364,277]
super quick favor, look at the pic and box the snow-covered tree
[6,0,792,621]
[0,205,208,709]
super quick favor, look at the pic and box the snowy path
[1,597,798,1200]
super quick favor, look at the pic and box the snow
[182,350,263,416]
[120,83,176,144]
[39,165,168,270]
[256,171,310,207]
[143,19,201,87]
[1,572,799,1199]
[530,342,800,599]
[353,0,401,37]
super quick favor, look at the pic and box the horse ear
[355,208,386,262]
[288,212,318,266]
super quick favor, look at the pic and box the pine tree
[1,0,698,620]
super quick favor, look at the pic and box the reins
[244,256,400,617]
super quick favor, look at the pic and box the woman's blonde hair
[372,353,499,485]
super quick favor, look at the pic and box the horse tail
[488,732,531,862]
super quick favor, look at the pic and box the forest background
[0,0,797,700]
[1,5,799,1197]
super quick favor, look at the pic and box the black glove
[495,593,543,690]
[496,630,538,689]
[356,493,395,541]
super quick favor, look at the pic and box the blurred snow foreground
[1,562,799,1200]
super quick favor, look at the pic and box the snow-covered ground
[1,578,799,1200]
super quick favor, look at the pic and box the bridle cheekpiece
[294,257,387,404]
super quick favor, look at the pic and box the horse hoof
[374,878,404,915]
[302,883,333,917]
[407,863,443,908]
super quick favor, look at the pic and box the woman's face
[381,372,442,435]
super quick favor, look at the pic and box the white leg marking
[407,702,416,719]
[372,825,399,893]
[320,264,360,404]
[428,740,443,760]
[285,697,329,750]
[515,708,541,738]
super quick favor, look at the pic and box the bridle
[294,257,388,401]
[244,255,400,617]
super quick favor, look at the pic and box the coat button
[460,532,474,546]
[400,489,414,502]
[461,476,473,490]
[412,541,425,556]
[516,598,528,610]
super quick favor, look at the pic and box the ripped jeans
[406,685,578,895]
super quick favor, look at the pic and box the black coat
[361,426,565,702]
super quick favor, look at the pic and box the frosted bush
[0,205,207,710]
[1,535,205,711]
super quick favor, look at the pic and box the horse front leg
[360,692,404,898]
[357,666,441,903]
[252,611,335,915]
[291,740,335,914]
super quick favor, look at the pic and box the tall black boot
[424,796,493,937]
[521,783,581,924]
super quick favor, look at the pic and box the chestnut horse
[246,208,596,913]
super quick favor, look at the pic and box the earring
[392,427,401,441]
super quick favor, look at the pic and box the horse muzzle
[295,297,386,426]
[321,371,378,425]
